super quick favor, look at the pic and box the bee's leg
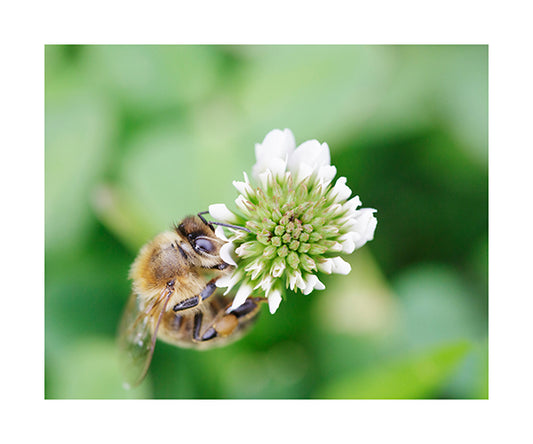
[200,279,217,300]
[196,297,266,342]
[196,313,238,342]
[173,295,199,312]
[193,312,208,341]
[227,298,264,318]
[173,279,219,312]
[192,311,231,342]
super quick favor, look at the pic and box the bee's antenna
[211,221,252,233]
[197,211,251,233]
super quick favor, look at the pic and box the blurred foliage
[45,45,487,399]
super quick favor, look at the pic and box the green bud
[292,227,302,240]
[257,231,271,245]
[287,251,300,269]
[246,220,262,232]
[301,211,314,223]
[298,243,311,253]
[274,225,285,236]
[277,245,289,258]
[294,202,312,217]
[271,208,283,223]
[295,182,308,202]
[321,225,339,236]
[282,233,292,244]
[289,240,300,250]
[262,245,277,259]
[299,232,310,242]
[235,241,261,258]
[271,236,282,247]
[272,181,283,199]
[280,210,294,226]
[255,188,267,205]
[311,217,326,229]
[262,218,276,231]
[320,239,338,249]
[309,244,328,255]
[300,254,317,272]
[280,203,291,214]
[309,232,323,242]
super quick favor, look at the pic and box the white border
[3,0,532,442]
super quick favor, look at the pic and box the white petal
[267,289,282,314]
[331,257,351,275]
[294,162,315,183]
[235,195,251,214]
[271,259,286,278]
[288,140,331,176]
[351,208,378,249]
[229,282,253,311]
[214,226,229,242]
[302,274,325,295]
[257,169,273,189]
[345,195,362,212]
[330,177,352,203]
[233,174,253,197]
[315,278,326,291]
[234,241,257,257]
[255,128,295,161]
[256,274,274,292]
[216,274,231,288]
[253,129,295,179]
[317,165,337,185]
[216,270,242,295]
[339,233,356,254]
[219,242,237,266]
[317,258,334,274]
[288,270,305,291]
[244,261,263,280]
[330,241,343,252]
[209,203,238,224]
[253,156,287,179]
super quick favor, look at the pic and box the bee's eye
[194,238,215,254]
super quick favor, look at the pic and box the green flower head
[209,129,377,314]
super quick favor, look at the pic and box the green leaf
[317,341,471,399]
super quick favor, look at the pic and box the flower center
[236,178,345,283]
[249,204,330,272]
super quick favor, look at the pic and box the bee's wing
[117,292,169,389]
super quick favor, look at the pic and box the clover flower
[209,129,377,314]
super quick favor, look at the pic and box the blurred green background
[45,45,487,399]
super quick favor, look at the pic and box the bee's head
[175,215,220,257]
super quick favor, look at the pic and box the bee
[118,212,265,388]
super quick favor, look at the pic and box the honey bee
[118,212,265,388]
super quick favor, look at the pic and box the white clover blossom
[209,129,377,314]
